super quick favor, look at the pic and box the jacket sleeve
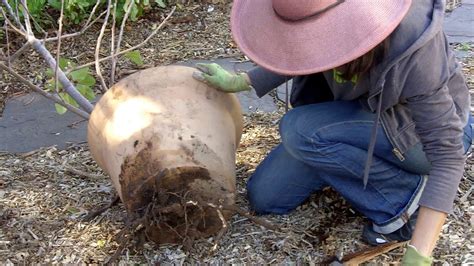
[247,66,291,98]
[402,33,468,213]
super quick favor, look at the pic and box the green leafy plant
[48,0,102,25]
[4,0,164,28]
[7,0,54,30]
[45,58,96,114]
[115,0,154,22]
[155,0,165,8]
[124,50,144,66]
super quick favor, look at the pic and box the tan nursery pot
[87,65,243,244]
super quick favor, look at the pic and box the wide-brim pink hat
[231,0,412,75]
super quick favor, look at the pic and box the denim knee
[279,110,304,154]
[246,175,272,214]
[279,108,320,159]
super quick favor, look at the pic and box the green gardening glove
[402,245,433,266]
[193,63,251,93]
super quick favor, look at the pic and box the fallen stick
[222,204,280,232]
[324,241,408,265]
[82,195,120,222]
[64,164,104,179]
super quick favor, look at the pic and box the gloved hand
[193,63,251,93]
[402,245,433,266]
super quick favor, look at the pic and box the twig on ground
[67,118,88,128]
[95,0,112,91]
[0,62,90,119]
[64,164,104,179]
[222,204,280,231]
[82,195,120,222]
[68,6,176,74]
[106,229,131,264]
[323,241,408,265]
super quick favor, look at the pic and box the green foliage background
[2,0,169,27]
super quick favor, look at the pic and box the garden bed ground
[0,110,473,264]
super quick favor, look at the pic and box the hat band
[274,0,345,22]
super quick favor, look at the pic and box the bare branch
[0,7,27,37]
[5,16,111,64]
[111,0,134,83]
[4,20,27,37]
[9,42,30,63]
[29,38,94,112]
[18,0,47,37]
[3,16,11,67]
[83,0,101,29]
[1,0,25,31]
[19,0,33,36]
[110,0,118,83]
[95,0,112,91]
[3,0,93,113]
[54,0,65,93]
[69,7,176,74]
[43,10,107,42]
[0,62,90,119]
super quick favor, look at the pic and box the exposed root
[103,183,280,262]
[210,208,228,253]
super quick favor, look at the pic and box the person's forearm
[246,66,290,97]
[410,206,447,256]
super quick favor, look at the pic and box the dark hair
[337,38,390,81]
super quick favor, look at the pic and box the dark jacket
[247,0,470,213]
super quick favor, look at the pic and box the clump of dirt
[118,142,232,246]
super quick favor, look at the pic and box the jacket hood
[371,0,446,94]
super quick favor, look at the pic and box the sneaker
[362,210,418,246]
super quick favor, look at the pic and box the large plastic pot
[87,66,243,244]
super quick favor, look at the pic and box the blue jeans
[247,101,472,233]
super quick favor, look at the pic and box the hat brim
[231,0,412,75]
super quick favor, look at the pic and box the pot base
[118,142,232,244]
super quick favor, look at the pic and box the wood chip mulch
[1,110,472,264]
